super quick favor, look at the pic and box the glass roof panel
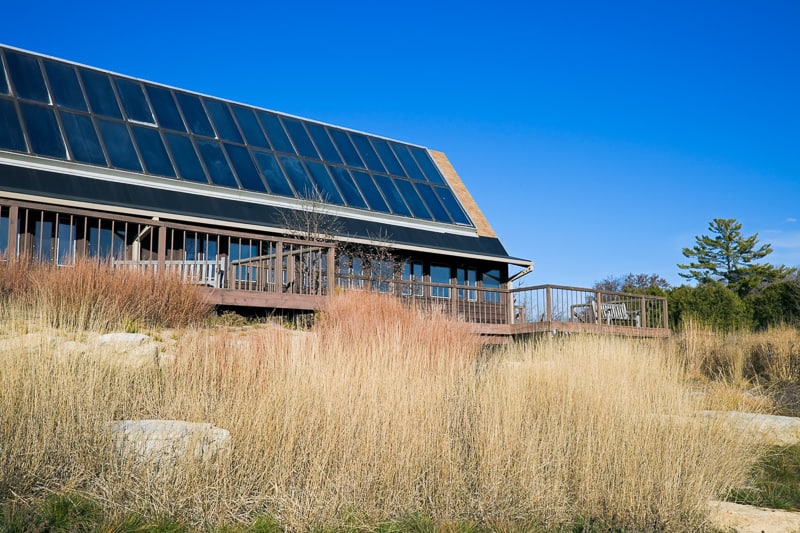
[305,123,341,164]
[80,69,122,119]
[280,155,316,199]
[253,151,294,197]
[196,139,238,188]
[115,78,154,124]
[0,98,27,152]
[371,138,406,177]
[351,134,386,174]
[351,171,389,213]
[373,174,411,217]
[329,129,364,169]
[60,111,106,165]
[258,111,295,154]
[146,85,185,132]
[415,182,452,223]
[131,125,176,177]
[434,186,471,225]
[328,166,367,209]
[231,105,268,149]
[96,118,142,172]
[282,118,319,160]
[43,61,87,111]
[5,50,49,103]
[0,55,8,94]
[394,179,432,220]
[304,160,344,205]
[19,103,65,158]
[175,92,215,137]
[0,46,475,229]
[225,144,267,192]
[165,133,208,183]
[392,143,426,181]
[204,99,242,143]
[410,147,446,185]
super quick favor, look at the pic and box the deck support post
[275,241,283,292]
[545,286,552,323]
[640,296,647,328]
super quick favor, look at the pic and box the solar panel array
[0,47,473,227]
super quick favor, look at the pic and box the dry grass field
[0,262,778,531]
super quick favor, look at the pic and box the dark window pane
[305,161,344,205]
[351,134,385,173]
[0,98,27,152]
[146,85,185,131]
[257,112,294,154]
[196,140,238,188]
[373,174,411,217]
[131,125,175,177]
[204,99,242,143]
[329,129,364,168]
[225,144,266,192]
[80,69,121,118]
[280,155,316,199]
[19,103,65,158]
[96,118,141,171]
[175,93,214,137]
[328,166,367,209]
[410,147,446,185]
[115,78,153,123]
[416,183,452,223]
[351,171,389,213]
[60,111,106,165]
[394,179,432,220]
[393,143,425,181]
[371,138,406,177]
[231,105,268,148]
[43,61,86,111]
[253,151,294,197]
[282,118,319,159]
[306,124,341,164]
[165,133,207,183]
[5,51,48,102]
[435,186,471,225]
[0,55,8,94]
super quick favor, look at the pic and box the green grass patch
[729,444,800,510]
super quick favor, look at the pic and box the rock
[91,333,159,368]
[701,410,800,446]
[708,500,800,533]
[0,333,57,354]
[111,419,231,466]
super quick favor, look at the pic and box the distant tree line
[595,218,800,332]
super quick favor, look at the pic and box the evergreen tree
[678,218,793,296]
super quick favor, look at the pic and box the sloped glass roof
[0,46,474,228]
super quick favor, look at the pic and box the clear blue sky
[3,0,798,288]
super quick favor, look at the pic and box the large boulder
[700,410,800,446]
[111,419,231,466]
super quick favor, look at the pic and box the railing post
[7,205,18,260]
[595,291,603,324]
[506,286,514,325]
[275,240,283,292]
[545,286,552,322]
[157,225,166,273]
[663,298,669,330]
[640,296,646,328]
[326,244,335,296]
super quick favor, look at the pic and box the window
[483,269,502,303]
[430,264,451,299]
[401,261,423,296]
[457,267,477,301]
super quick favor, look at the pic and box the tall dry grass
[0,290,757,531]
[0,259,212,330]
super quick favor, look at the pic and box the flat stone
[91,333,159,369]
[708,500,800,533]
[701,410,800,446]
[111,419,231,466]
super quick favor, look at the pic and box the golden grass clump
[0,259,212,330]
[0,289,759,530]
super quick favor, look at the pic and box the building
[0,45,669,336]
